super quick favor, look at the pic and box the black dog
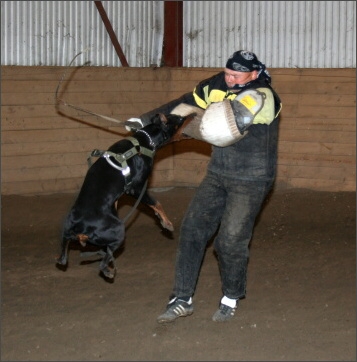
[56,112,194,280]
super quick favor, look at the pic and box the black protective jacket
[140,71,282,182]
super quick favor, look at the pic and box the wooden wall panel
[1,66,355,195]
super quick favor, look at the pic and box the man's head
[224,50,262,88]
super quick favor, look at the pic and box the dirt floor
[1,186,356,361]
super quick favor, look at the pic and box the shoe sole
[157,311,193,324]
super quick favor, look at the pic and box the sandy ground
[1,187,356,361]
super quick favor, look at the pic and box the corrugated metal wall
[1,1,356,68]
[184,1,356,68]
[1,1,164,67]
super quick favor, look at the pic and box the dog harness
[87,136,155,190]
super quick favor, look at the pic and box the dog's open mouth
[171,111,200,143]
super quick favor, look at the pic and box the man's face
[224,68,258,88]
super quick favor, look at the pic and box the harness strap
[86,137,156,190]
[126,136,155,158]
[103,151,132,186]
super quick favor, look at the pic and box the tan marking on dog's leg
[149,202,174,231]
[77,234,89,247]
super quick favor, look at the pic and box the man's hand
[124,118,144,132]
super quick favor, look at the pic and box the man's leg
[157,172,226,323]
[212,179,271,321]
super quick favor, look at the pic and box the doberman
[56,112,194,281]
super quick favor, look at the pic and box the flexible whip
[55,49,125,126]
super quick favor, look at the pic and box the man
[129,50,282,322]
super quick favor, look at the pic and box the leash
[122,179,148,224]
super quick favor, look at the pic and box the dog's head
[142,112,196,148]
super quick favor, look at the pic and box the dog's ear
[157,113,170,132]
[151,113,167,125]
[158,113,168,125]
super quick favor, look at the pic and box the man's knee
[214,232,250,258]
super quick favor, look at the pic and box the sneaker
[212,303,237,322]
[157,299,193,324]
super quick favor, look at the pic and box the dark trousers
[172,171,273,300]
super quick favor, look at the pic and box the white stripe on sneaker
[173,304,187,316]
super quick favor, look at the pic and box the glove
[230,89,265,133]
[124,117,144,132]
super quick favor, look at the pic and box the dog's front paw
[157,214,174,232]
[150,202,174,232]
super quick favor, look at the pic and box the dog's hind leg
[56,238,70,266]
[97,218,125,280]
[99,245,117,279]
